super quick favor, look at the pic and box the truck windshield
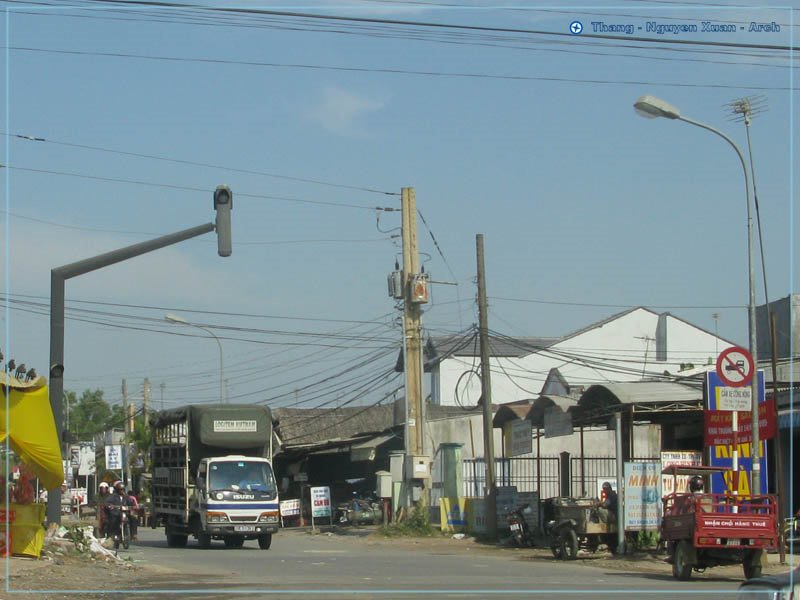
[208,461,277,494]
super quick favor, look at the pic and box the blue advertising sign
[706,371,768,495]
[623,462,661,531]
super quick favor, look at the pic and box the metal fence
[463,455,659,500]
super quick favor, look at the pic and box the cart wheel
[550,534,563,559]
[606,534,619,555]
[743,550,762,579]
[560,528,579,560]
[672,540,693,581]
[586,537,599,553]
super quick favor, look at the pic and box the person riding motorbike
[104,481,132,542]
[96,481,110,537]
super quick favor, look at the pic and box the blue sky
[1,1,796,412]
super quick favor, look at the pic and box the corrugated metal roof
[574,381,703,425]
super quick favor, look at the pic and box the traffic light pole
[47,221,220,525]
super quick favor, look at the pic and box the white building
[427,307,735,408]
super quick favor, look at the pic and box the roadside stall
[1,372,63,557]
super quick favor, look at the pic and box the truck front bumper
[208,524,279,536]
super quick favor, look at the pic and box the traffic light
[214,185,233,257]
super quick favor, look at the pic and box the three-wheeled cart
[660,465,778,581]
[544,496,618,560]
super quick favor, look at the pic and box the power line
[1,131,397,196]
[70,1,799,52]
[0,163,397,211]
[8,46,793,91]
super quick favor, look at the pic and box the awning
[350,434,397,462]
[1,374,64,490]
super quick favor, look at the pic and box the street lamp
[634,94,762,495]
[165,313,225,404]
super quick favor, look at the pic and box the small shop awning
[350,433,397,462]
[1,374,64,490]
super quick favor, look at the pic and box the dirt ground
[1,527,791,599]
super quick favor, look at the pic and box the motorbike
[107,505,131,554]
[507,504,534,547]
[335,494,382,526]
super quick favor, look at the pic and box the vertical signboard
[505,420,532,457]
[310,486,332,528]
[706,372,768,495]
[78,442,96,477]
[105,444,122,471]
[623,462,661,531]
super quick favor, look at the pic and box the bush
[377,505,437,538]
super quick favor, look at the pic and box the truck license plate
[234,525,256,532]
[725,538,740,546]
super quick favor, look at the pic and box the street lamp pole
[165,314,225,404]
[634,95,762,495]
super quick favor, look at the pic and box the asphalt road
[95,526,757,599]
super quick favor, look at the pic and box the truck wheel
[197,532,212,548]
[258,534,272,550]
[672,541,693,581]
[560,528,579,560]
[166,532,188,548]
[743,550,763,579]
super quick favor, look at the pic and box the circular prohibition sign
[715,346,755,388]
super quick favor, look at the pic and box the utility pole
[401,187,425,504]
[476,234,497,538]
[121,378,131,489]
[143,378,151,426]
[159,382,165,411]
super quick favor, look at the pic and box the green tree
[66,389,117,440]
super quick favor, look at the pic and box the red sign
[704,398,776,446]
[716,346,754,387]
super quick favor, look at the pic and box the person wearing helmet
[96,482,111,537]
[688,475,714,512]
[104,481,130,542]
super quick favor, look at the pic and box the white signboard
[660,450,702,497]
[280,499,301,517]
[78,442,96,476]
[105,444,123,470]
[507,420,532,457]
[716,386,753,411]
[310,486,332,518]
[213,420,257,433]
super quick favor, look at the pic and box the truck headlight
[259,512,279,523]
[207,512,229,523]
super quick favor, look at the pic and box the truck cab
[193,456,279,548]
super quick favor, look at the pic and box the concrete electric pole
[400,187,427,507]
[476,234,497,538]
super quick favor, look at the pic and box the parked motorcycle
[335,494,382,525]
[507,504,534,547]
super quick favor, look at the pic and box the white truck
[150,404,280,549]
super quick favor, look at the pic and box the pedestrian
[596,482,618,524]
[127,489,140,541]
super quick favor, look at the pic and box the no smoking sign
[715,346,754,388]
